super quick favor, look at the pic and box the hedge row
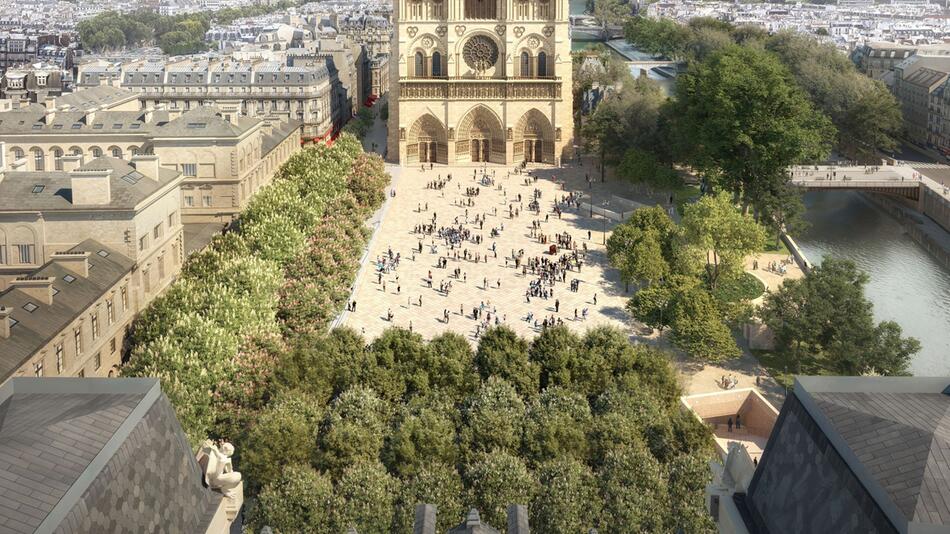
[123,134,389,445]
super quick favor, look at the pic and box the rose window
[463,36,500,72]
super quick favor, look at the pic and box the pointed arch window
[432,51,442,77]
[521,51,531,78]
[537,51,547,77]
[414,51,426,77]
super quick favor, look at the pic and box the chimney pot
[0,306,11,339]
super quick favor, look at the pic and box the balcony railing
[399,77,562,100]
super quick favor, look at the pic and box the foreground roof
[797,376,950,532]
[0,378,221,533]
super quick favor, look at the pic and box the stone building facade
[387,0,573,165]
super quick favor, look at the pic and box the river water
[797,192,950,376]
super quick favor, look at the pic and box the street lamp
[602,199,609,245]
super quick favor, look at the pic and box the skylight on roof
[71,123,82,129]
[31,184,45,194]
[93,124,103,129]
[32,124,42,130]
[112,123,123,129]
[130,123,141,129]
[121,171,144,185]
[187,123,207,129]
[97,249,109,257]
[63,274,76,283]
[52,287,60,296]
[22,302,37,313]
[52,124,63,129]
[8,317,17,328]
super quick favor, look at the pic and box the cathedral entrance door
[472,139,490,162]
[419,142,429,163]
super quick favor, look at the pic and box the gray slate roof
[0,157,180,211]
[0,109,168,135]
[0,378,221,533]
[797,376,950,533]
[262,118,302,156]
[153,105,259,138]
[0,239,134,382]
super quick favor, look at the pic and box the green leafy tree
[522,387,593,464]
[760,258,918,375]
[382,397,459,477]
[680,193,766,290]
[666,454,717,533]
[581,99,626,182]
[250,465,342,534]
[460,378,526,456]
[464,450,539,528]
[317,387,391,474]
[606,206,678,289]
[672,46,834,215]
[474,326,539,398]
[531,458,601,533]
[393,464,465,533]
[369,327,435,400]
[529,325,581,388]
[593,0,630,27]
[598,443,670,532]
[624,16,692,60]
[669,285,741,362]
[275,327,370,404]
[428,332,479,400]
[238,390,324,494]
[335,461,399,534]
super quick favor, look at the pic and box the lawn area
[761,234,790,254]
[751,349,795,389]
[672,183,701,213]
[712,272,766,303]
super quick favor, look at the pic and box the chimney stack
[10,276,55,305]
[60,154,81,172]
[70,168,112,205]
[0,306,11,339]
[44,96,56,122]
[131,154,161,181]
[51,251,90,277]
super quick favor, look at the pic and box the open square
[340,163,643,342]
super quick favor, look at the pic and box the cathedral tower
[387,0,573,164]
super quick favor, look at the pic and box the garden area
[121,134,717,533]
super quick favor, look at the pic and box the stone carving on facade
[200,440,242,499]
[463,36,500,72]
[527,37,540,49]
[507,127,513,140]
[455,25,466,36]
[400,127,407,140]
[436,25,448,37]
[407,26,418,38]
[542,26,554,37]
[555,127,561,141]
[448,127,455,140]
[421,36,434,49]
[513,26,525,38]
[495,25,506,36]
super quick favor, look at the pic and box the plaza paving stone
[341,163,637,343]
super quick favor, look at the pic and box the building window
[202,195,212,207]
[143,268,151,294]
[110,337,116,354]
[52,148,63,170]
[111,147,122,158]
[168,211,177,228]
[32,148,44,171]
[158,254,166,280]
[107,298,115,324]
[16,244,34,264]
[537,52,547,77]
[55,344,64,373]
[33,361,43,377]
[153,223,162,240]
[74,327,82,355]
[521,51,530,77]
[91,313,100,340]
[121,285,129,310]
[185,196,194,207]
[94,352,101,370]
[415,52,425,77]
[139,235,149,251]
[432,52,442,77]
[182,163,197,177]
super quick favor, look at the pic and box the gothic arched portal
[456,106,505,164]
[407,113,448,164]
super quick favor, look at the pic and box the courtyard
[340,161,646,342]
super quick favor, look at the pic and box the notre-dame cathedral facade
[387,0,573,165]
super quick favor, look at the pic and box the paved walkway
[341,162,642,342]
